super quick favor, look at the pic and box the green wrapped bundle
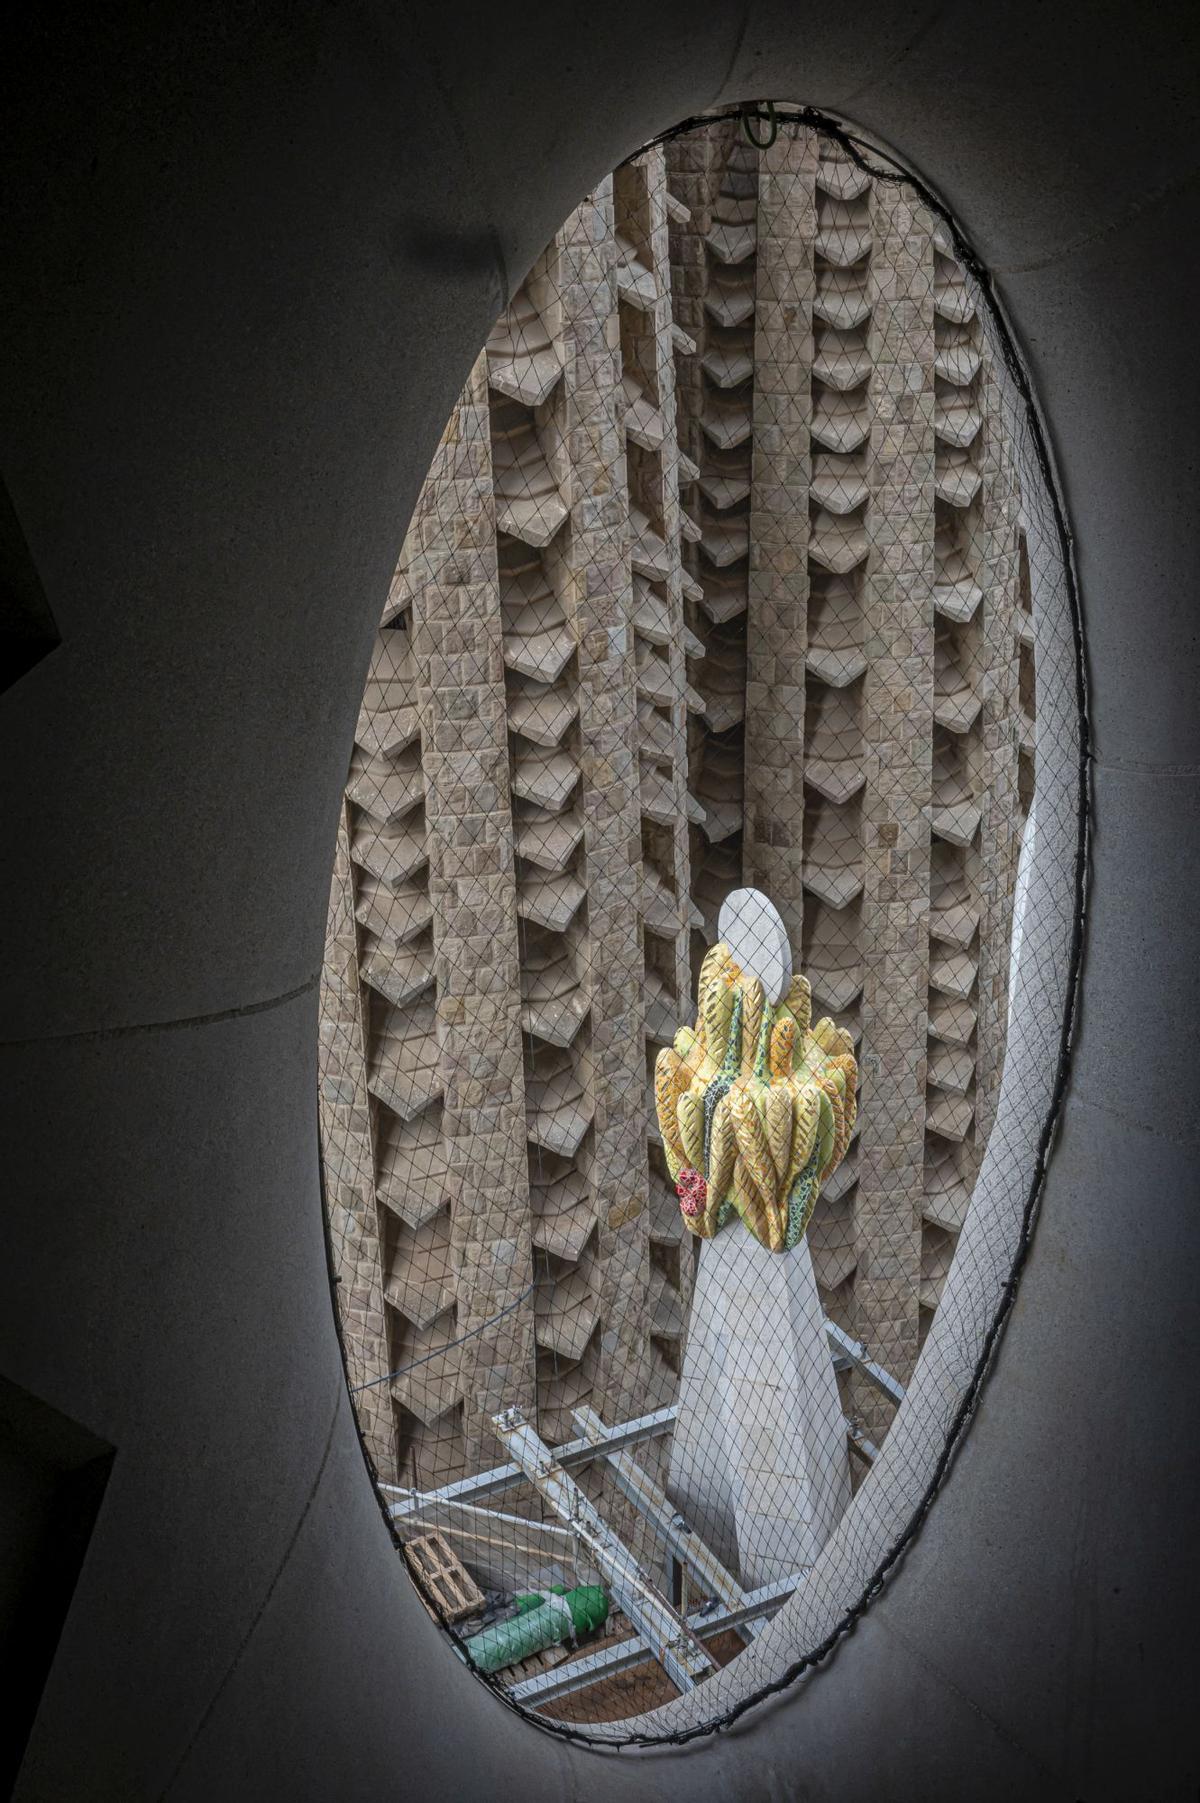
[462,1585,608,1673]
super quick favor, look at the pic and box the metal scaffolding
[383,1317,904,1705]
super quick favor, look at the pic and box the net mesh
[317,104,1084,1741]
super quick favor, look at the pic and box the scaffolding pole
[508,1574,802,1705]
[491,1404,718,1695]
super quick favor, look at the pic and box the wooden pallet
[405,1531,486,1624]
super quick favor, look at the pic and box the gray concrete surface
[2,0,1197,1796]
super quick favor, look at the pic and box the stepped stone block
[487,287,563,408]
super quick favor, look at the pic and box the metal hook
[741,100,778,150]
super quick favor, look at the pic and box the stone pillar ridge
[744,127,818,963]
[616,149,700,1405]
[785,140,876,1355]
[551,179,653,1441]
[413,355,536,1478]
[671,127,758,953]
[850,172,936,1424]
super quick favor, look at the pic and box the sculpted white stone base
[668,1227,850,1587]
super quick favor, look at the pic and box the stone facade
[318,121,1033,1489]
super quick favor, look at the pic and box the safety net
[317,103,1085,1742]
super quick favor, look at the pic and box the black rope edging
[322,104,1093,1755]
[740,100,778,149]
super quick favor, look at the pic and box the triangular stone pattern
[317,124,1033,1490]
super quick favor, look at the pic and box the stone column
[972,273,1023,1156]
[556,184,653,1434]
[744,124,818,952]
[685,130,758,940]
[415,355,536,1474]
[854,180,936,1426]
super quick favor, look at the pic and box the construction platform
[382,1318,903,1713]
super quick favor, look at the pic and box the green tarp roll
[463,1585,608,1673]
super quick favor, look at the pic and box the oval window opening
[318,106,1080,1739]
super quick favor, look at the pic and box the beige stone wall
[320,161,699,1492]
[676,131,757,942]
[320,119,1031,1494]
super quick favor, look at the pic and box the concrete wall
[2,1,1197,1797]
